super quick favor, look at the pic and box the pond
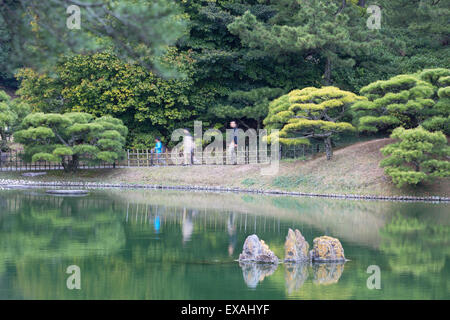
[0,188,448,300]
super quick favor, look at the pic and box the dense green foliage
[0,89,30,150]
[352,74,435,133]
[352,68,450,134]
[3,0,448,147]
[0,0,187,80]
[380,127,450,187]
[14,112,128,172]
[228,0,374,85]
[264,86,365,159]
[419,68,450,134]
[16,51,198,148]
[0,0,448,189]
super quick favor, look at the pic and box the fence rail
[0,134,386,172]
[0,150,118,172]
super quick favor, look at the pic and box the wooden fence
[0,134,386,171]
[0,150,118,172]
[125,147,272,166]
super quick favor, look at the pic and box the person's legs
[228,142,237,165]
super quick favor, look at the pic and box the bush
[380,126,450,187]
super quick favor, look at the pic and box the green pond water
[0,188,448,300]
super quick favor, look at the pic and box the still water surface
[0,188,448,299]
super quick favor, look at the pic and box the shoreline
[1,179,449,203]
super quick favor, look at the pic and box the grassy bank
[1,139,448,197]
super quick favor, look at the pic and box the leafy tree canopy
[15,51,197,146]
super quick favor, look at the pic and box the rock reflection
[239,261,278,289]
[284,263,309,293]
[312,262,345,285]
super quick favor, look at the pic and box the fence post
[137,149,140,167]
[127,150,130,167]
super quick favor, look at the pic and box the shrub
[380,126,450,187]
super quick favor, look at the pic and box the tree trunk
[70,154,79,173]
[324,137,333,160]
[62,155,79,172]
[358,0,366,7]
[323,57,332,85]
[0,129,6,143]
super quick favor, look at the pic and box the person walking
[228,121,238,165]
[152,137,165,165]
[183,129,194,165]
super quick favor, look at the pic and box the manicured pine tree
[418,68,450,135]
[380,126,450,188]
[351,74,436,133]
[14,112,128,172]
[264,86,365,160]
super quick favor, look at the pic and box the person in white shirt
[183,129,194,165]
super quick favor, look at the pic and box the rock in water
[284,228,309,262]
[309,236,346,262]
[238,234,279,264]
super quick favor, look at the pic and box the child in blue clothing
[152,137,165,165]
[155,138,163,154]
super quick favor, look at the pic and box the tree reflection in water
[0,189,448,299]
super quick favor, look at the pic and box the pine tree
[419,68,450,134]
[380,126,450,188]
[14,112,128,172]
[352,74,435,133]
[228,0,375,85]
[264,86,365,160]
[352,68,450,134]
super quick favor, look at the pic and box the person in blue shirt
[152,137,165,165]
[154,137,163,154]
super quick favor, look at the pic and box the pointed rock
[284,228,309,262]
[309,236,346,262]
[238,234,279,264]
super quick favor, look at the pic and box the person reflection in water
[182,208,194,244]
[154,205,162,234]
[227,213,237,256]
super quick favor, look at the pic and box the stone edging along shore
[1,179,449,203]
